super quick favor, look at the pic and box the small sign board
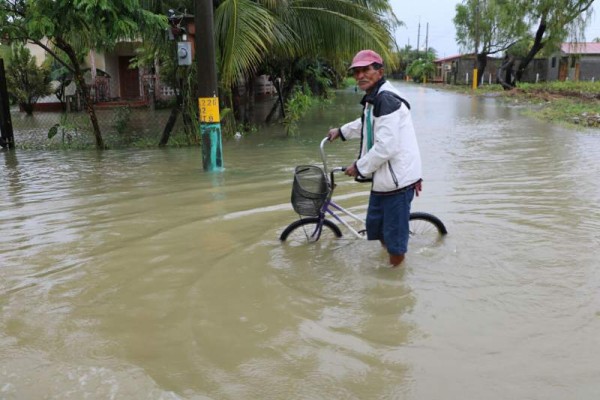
[198,97,220,123]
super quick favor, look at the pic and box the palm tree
[214,0,401,123]
[139,0,402,139]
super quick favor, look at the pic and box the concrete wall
[440,53,599,84]
[446,57,501,86]
[25,42,47,66]
[580,57,600,81]
[547,54,600,82]
[518,59,548,83]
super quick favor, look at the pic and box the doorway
[118,56,140,99]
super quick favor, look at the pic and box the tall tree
[0,0,167,149]
[214,0,401,123]
[454,0,528,87]
[135,1,198,146]
[512,0,594,84]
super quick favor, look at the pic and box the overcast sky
[389,0,600,58]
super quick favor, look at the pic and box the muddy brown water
[1,83,600,399]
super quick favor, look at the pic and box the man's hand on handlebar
[327,128,340,141]
[344,161,358,177]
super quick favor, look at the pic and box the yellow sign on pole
[198,97,220,123]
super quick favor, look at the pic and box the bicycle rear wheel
[280,217,342,245]
[409,212,447,246]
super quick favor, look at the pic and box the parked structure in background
[433,42,600,86]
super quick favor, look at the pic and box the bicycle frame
[318,137,365,239]
[322,199,365,239]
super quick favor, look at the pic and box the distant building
[24,17,275,112]
[432,42,600,86]
[548,42,600,82]
[433,54,500,85]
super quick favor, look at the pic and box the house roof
[435,54,465,63]
[434,54,503,63]
[561,42,600,55]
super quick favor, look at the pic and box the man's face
[352,64,384,92]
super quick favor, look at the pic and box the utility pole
[195,0,223,171]
[416,20,421,58]
[424,22,429,83]
[473,0,480,90]
[425,23,429,54]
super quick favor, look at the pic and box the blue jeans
[366,188,414,255]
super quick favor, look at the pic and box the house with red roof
[549,42,600,82]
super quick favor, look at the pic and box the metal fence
[9,105,194,149]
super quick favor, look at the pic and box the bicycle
[280,137,447,245]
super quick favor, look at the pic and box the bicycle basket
[291,165,330,216]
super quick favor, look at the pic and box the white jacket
[340,79,422,193]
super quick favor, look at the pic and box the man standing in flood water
[327,49,422,267]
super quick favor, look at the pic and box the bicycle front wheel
[280,217,343,245]
[409,212,447,246]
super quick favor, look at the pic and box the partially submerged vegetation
[508,82,600,127]
[439,81,600,128]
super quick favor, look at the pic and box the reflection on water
[1,83,600,399]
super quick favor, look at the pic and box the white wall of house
[25,41,48,67]
[23,40,146,102]
[104,55,120,98]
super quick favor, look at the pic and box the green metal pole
[195,0,223,171]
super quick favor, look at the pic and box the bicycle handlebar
[320,137,347,174]
[319,137,331,174]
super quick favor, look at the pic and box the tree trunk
[243,75,255,127]
[497,55,516,90]
[515,18,547,83]
[78,73,105,149]
[265,77,293,123]
[476,53,488,87]
[56,37,105,149]
[21,103,34,115]
[265,95,280,123]
[158,93,182,147]
[231,84,242,122]
[182,106,194,141]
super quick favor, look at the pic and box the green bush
[406,58,436,83]
[284,84,316,135]
[112,106,132,135]
[6,43,52,115]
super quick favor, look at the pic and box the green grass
[520,97,599,127]
[511,82,600,127]
[517,81,600,98]
[435,81,600,128]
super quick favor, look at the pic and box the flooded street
[1,82,600,399]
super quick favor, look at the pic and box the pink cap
[348,50,383,70]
